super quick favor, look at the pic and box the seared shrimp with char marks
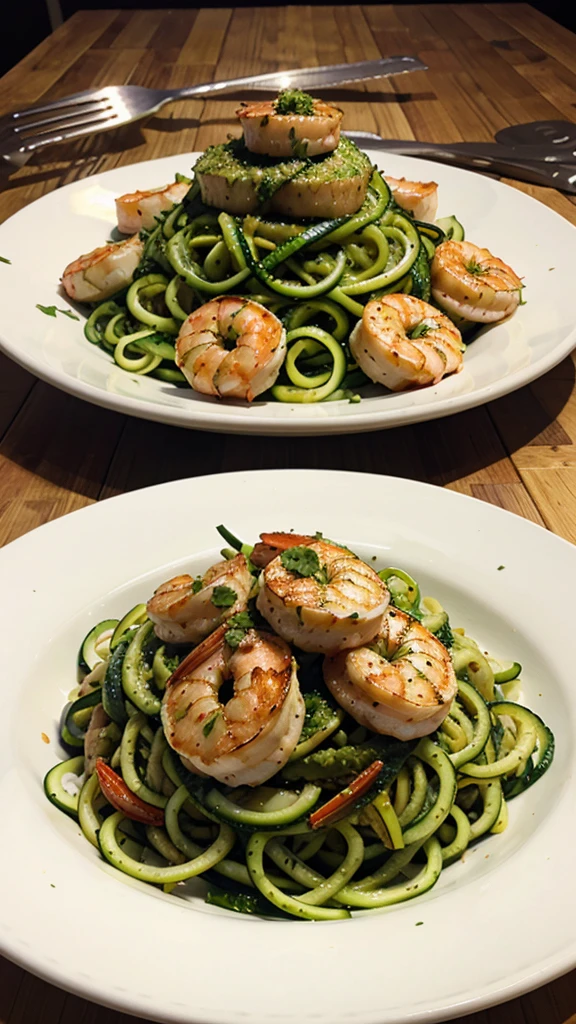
[384,176,439,222]
[324,606,457,741]
[350,294,464,392]
[176,296,286,402]
[61,235,143,303]
[256,535,389,654]
[431,240,522,323]
[162,624,304,786]
[115,180,190,235]
[147,554,253,645]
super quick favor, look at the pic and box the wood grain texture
[0,5,575,1022]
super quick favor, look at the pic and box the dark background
[4,0,576,80]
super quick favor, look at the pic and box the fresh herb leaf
[434,620,454,649]
[225,611,254,649]
[36,303,80,320]
[0,256,11,265]
[202,711,220,737]
[411,322,432,339]
[225,628,248,648]
[497,565,505,571]
[465,259,484,275]
[211,585,237,608]
[280,546,320,578]
[275,88,315,116]
[314,564,330,585]
[192,576,204,594]
[227,611,253,630]
[299,690,340,743]
[349,612,359,619]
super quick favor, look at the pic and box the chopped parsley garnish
[192,576,204,594]
[275,88,315,116]
[225,611,254,648]
[281,546,320,578]
[0,256,11,265]
[349,612,359,619]
[36,304,79,320]
[497,564,505,571]
[211,585,237,608]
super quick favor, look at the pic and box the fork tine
[10,87,110,120]
[18,117,124,153]
[12,101,114,136]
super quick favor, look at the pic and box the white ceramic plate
[0,153,575,435]
[0,469,574,1023]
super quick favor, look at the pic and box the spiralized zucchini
[80,168,460,403]
[44,539,554,921]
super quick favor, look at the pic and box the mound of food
[195,135,373,218]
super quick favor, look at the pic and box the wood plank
[0,385,124,547]
[492,2,576,74]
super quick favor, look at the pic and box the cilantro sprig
[280,546,320,577]
[225,611,254,649]
[211,585,237,608]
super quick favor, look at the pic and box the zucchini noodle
[44,530,554,921]
[78,164,466,403]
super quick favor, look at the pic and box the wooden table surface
[1,4,576,1022]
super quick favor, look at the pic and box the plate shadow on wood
[1,360,573,509]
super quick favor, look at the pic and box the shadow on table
[1,357,573,508]
[0,84,436,187]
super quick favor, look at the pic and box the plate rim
[0,152,575,435]
[1,468,576,1024]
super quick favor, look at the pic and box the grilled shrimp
[431,240,522,323]
[162,624,304,786]
[324,606,457,740]
[349,294,464,391]
[115,180,190,235]
[256,536,389,654]
[385,176,439,222]
[147,554,253,644]
[61,235,143,303]
[237,98,342,158]
[176,296,286,402]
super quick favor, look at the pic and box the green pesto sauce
[194,136,372,207]
[275,88,315,116]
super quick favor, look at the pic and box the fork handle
[345,134,576,193]
[154,57,426,104]
[347,134,570,165]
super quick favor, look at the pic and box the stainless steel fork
[0,56,426,167]
[347,131,576,194]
